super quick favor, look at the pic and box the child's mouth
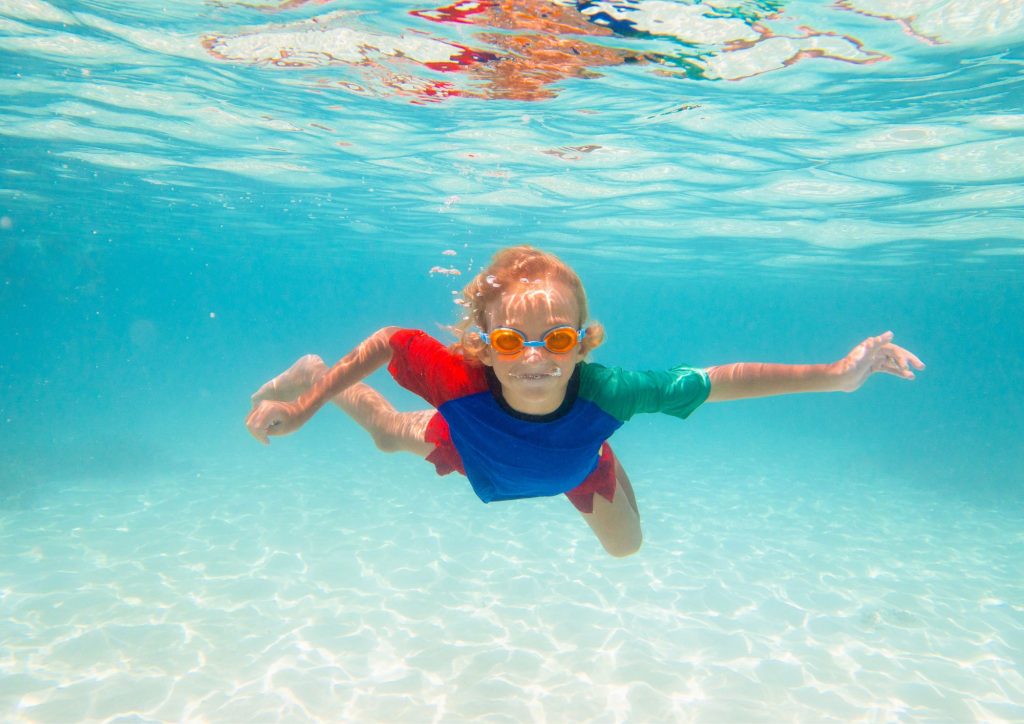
[510,368,562,382]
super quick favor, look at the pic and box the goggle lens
[543,328,578,354]
[483,326,582,354]
[489,328,526,353]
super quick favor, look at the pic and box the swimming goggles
[479,326,585,355]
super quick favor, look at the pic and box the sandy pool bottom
[1,445,1022,722]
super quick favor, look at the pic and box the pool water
[2,0,1023,720]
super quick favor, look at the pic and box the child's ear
[580,323,604,357]
[459,329,491,366]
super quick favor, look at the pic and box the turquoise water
[2,0,1023,720]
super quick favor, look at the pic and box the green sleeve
[578,362,711,423]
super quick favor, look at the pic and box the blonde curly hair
[450,245,605,361]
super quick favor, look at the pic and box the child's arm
[705,331,924,402]
[245,326,399,443]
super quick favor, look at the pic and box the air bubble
[429,266,461,276]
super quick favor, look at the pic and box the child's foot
[251,354,327,405]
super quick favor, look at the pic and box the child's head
[452,245,604,362]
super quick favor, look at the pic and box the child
[246,246,924,557]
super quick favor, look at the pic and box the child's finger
[245,419,269,444]
[887,354,917,379]
[252,420,271,444]
[889,344,925,370]
[859,332,892,358]
[245,405,272,444]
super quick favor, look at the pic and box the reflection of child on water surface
[246,246,924,557]
[204,0,887,101]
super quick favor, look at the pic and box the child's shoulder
[388,328,488,406]
[578,361,711,421]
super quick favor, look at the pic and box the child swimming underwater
[246,246,924,557]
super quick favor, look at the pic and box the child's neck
[504,391,566,416]
[499,375,574,416]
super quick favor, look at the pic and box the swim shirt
[387,329,710,504]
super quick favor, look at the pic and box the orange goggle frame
[479,326,585,355]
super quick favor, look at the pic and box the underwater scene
[2,0,1023,720]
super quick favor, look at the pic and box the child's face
[481,279,582,414]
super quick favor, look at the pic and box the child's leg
[332,383,435,457]
[578,457,642,558]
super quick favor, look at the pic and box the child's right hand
[247,354,327,444]
[246,399,306,444]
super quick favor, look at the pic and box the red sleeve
[387,329,488,408]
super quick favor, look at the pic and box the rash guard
[388,329,710,504]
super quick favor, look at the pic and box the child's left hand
[833,331,925,392]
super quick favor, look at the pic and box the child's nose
[522,345,545,362]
